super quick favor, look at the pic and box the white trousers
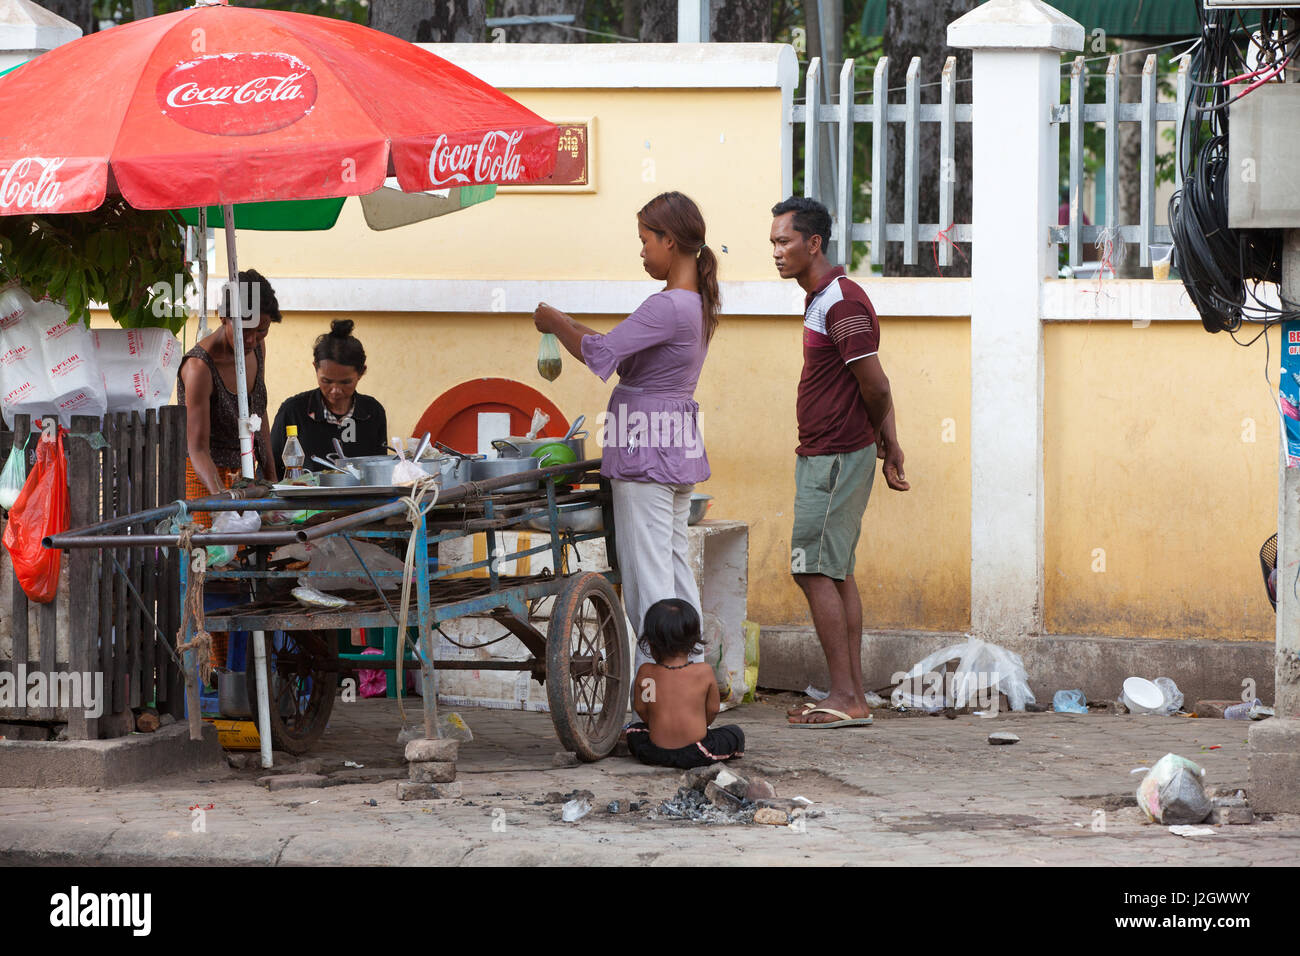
[610,478,704,672]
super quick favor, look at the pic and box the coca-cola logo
[427,130,525,187]
[0,157,65,212]
[157,53,318,136]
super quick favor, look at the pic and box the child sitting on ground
[626,598,744,769]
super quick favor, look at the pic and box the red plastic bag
[2,423,69,603]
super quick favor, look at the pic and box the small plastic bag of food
[537,333,562,382]
[0,437,28,510]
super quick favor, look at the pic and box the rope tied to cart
[175,525,216,686]
[392,475,441,732]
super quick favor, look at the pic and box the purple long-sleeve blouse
[580,288,710,484]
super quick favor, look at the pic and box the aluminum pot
[318,469,362,487]
[428,455,472,488]
[469,456,542,493]
[492,432,587,462]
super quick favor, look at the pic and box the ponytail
[637,191,721,345]
[697,246,720,343]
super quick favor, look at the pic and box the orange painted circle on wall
[412,378,570,455]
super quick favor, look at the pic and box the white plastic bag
[892,637,1036,712]
[1136,753,1211,825]
[1152,677,1184,716]
[92,327,182,413]
[205,510,261,568]
[0,284,107,427]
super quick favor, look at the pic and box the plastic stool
[337,627,421,698]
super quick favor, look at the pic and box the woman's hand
[533,302,565,334]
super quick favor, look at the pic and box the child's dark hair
[220,269,281,323]
[638,598,702,662]
[313,319,367,373]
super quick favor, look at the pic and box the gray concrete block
[325,767,408,786]
[0,721,223,788]
[408,761,456,783]
[1208,806,1254,825]
[1249,717,1300,813]
[396,780,462,800]
[404,738,459,763]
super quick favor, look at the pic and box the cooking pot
[492,432,587,462]
[469,455,543,493]
[319,469,362,487]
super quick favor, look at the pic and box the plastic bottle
[1224,698,1262,720]
[282,425,305,480]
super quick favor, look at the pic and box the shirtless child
[626,599,745,769]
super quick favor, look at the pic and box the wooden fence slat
[141,408,158,707]
[6,414,30,718]
[112,412,129,718]
[162,406,186,716]
[66,415,100,740]
[98,414,114,714]
[128,411,144,710]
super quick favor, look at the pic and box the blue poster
[1283,319,1300,468]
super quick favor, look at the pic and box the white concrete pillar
[0,0,81,74]
[677,0,709,42]
[948,1,1082,642]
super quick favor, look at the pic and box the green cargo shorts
[790,444,877,580]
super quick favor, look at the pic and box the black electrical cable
[1169,5,1300,336]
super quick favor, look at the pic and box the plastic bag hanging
[0,435,28,510]
[537,333,562,382]
[2,421,69,603]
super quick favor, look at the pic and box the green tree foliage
[0,201,192,332]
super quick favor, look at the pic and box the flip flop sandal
[789,707,874,729]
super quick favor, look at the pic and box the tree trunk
[639,0,675,41]
[621,0,641,40]
[498,0,587,43]
[1115,39,1144,278]
[882,0,976,277]
[369,0,486,43]
[710,0,771,41]
[41,0,92,34]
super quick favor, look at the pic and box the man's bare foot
[787,694,871,724]
[786,699,821,717]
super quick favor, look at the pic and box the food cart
[48,458,632,762]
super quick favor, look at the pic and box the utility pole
[1251,13,1300,814]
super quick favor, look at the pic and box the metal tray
[271,483,409,498]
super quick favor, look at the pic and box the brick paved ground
[1,694,1295,865]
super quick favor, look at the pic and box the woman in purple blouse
[532,192,719,671]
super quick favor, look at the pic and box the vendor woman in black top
[270,319,388,471]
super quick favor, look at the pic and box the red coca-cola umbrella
[0,0,559,477]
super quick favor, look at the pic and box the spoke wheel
[546,573,629,761]
[244,630,338,754]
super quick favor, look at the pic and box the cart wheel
[244,630,338,755]
[546,572,629,761]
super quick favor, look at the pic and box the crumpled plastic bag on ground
[1136,753,1212,825]
[892,637,1036,712]
[701,614,759,707]
[1053,689,1088,714]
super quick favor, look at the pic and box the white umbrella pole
[197,206,209,340]
[222,205,274,771]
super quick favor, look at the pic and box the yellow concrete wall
[187,307,968,631]
[233,89,785,283]
[1044,322,1277,641]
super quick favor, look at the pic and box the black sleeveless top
[176,342,270,472]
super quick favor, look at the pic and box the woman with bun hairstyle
[532,191,718,672]
[270,319,388,471]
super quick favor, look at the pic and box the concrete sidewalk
[1,695,1295,866]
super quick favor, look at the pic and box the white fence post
[0,0,81,74]
[948,0,1082,643]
